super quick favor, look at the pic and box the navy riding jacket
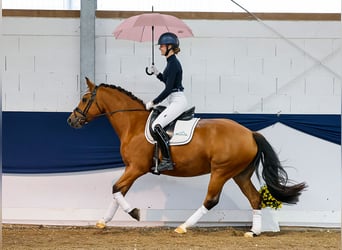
[153,54,184,104]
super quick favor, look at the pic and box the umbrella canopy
[113,12,193,71]
[113,13,193,42]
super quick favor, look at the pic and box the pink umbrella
[113,12,193,74]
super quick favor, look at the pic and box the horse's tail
[252,132,307,204]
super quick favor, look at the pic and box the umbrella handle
[145,67,154,75]
[145,25,155,76]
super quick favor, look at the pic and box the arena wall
[2,11,341,228]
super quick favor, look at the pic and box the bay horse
[67,78,306,236]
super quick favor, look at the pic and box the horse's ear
[85,77,95,91]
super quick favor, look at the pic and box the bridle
[72,86,146,125]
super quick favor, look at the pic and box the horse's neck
[99,88,147,140]
[108,112,147,140]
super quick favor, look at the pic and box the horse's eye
[82,97,87,103]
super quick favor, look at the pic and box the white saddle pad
[145,114,200,146]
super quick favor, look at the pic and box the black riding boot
[154,124,174,172]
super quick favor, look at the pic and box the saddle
[145,106,199,175]
[148,106,196,140]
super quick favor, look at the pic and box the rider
[145,32,188,172]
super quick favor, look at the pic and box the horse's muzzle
[67,115,85,129]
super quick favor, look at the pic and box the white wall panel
[219,38,248,57]
[305,76,334,96]
[263,57,292,76]
[248,76,277,96]
[3,36,20,55]
[2,72,19,91]
[4,91,35,111]
[322,47,342,76]
[205,93,235,112]
[95,55,121,75]
[3,17,341,113]
[333,78,341,96]
[262,94,291,113]
[19,36,79,56]
[275,39,306,57]
[188,74,207,95]
[304,39,334,59]
[233,94,263,113]
[264,21,341,38]
[206,56,235,75]
[105,38,135,56]
[247,38,276,57]
[5,55,34,72]
[35,55,79,73]
[220,75,249,96]
[291,96,340,113]
[3,17,80,36]
[276,76,306,96]
[234,57,263,76]
[95,19,121,37]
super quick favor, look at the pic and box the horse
[67,78,307,237]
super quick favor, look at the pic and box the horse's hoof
[244,231,258,238]
[95,219,106,229]
[129,208,140,221]
[174,224,187,234]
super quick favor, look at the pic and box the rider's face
[159,44,168,56]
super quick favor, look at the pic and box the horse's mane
[98,83,145,106]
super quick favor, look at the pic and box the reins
[73,85,148,123]
[92,108,147,118]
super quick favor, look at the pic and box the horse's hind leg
[233,164,262,237]
[233,165,261,209]
[175,171,227,234]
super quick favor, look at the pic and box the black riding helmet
[158,32,179,56]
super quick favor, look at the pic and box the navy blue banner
[3,112,340,174]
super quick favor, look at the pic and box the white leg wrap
[113,192,132,213]
[103,199,119,223]
[184,205,208,228]
[251,209,262,235]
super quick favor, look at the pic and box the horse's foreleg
[96,191,140,229]
[174,205,209,234]
[96,199,119,228]
[175,172,225,234]
[95,169,145,228]
[113,191,140,221]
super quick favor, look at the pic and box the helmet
[158,32,179,48]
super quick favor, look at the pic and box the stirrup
[151,159,174,174]
[157,158,174,172]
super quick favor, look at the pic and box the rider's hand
[145,101,155,110]
[148,65,159,76]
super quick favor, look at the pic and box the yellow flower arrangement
[259,185,282,209]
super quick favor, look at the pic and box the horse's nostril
[67,118,74,126]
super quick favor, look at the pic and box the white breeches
[152,92,188,129]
